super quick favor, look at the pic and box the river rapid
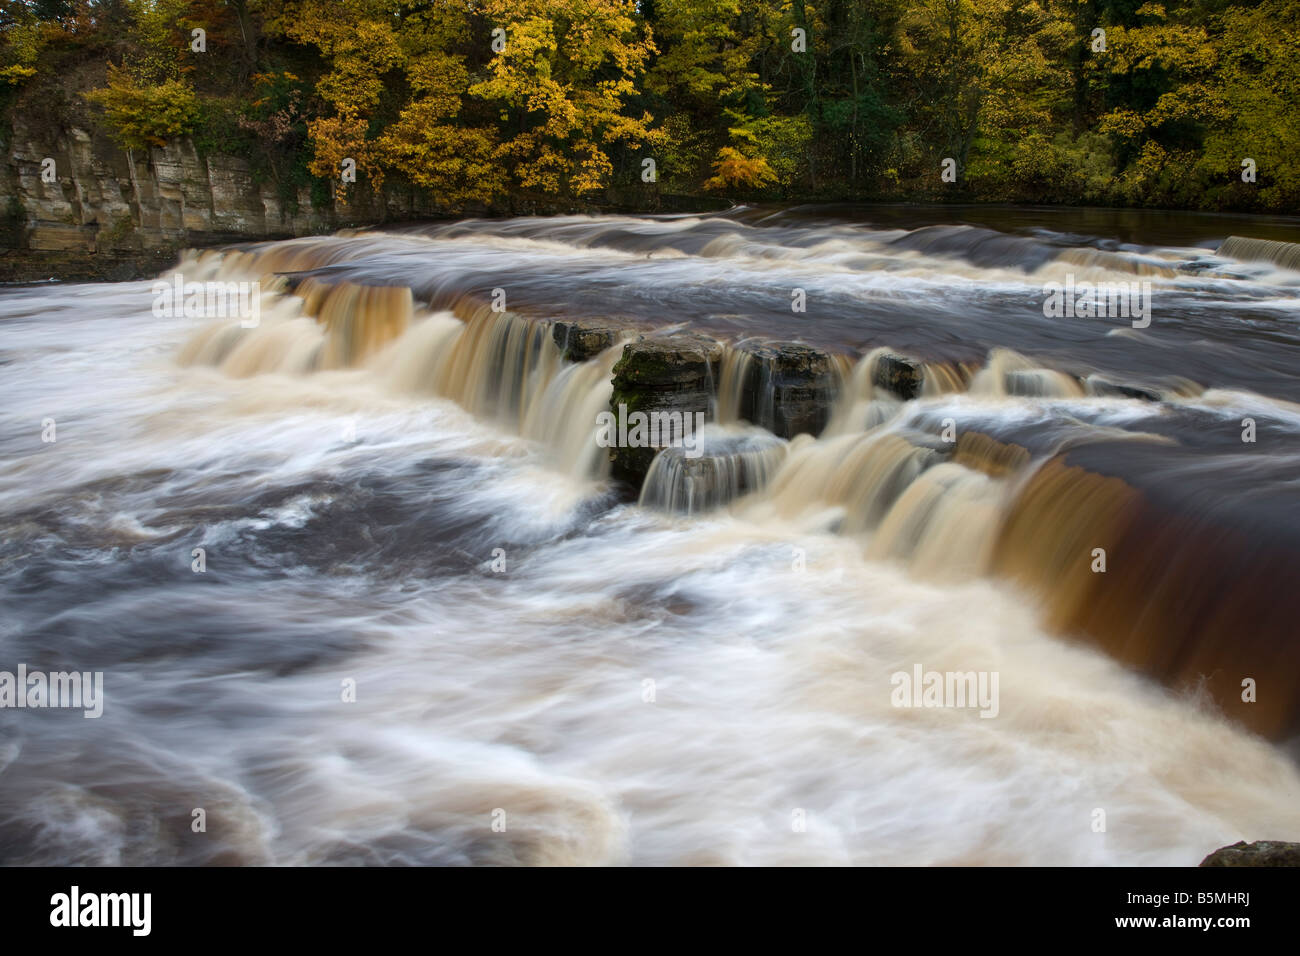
[2,205,1299,865]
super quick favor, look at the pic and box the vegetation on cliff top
[2,0,1298,212]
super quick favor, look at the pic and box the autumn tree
[471,0,661,196]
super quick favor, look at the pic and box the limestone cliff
[0,110,438,281]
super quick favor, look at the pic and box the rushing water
[2,205,1300,865]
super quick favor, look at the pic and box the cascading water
[175,253,617,482]
[4,206,1300,866]
[639,425,787,514]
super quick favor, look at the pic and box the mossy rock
[551,317,642,363]
[608,332,723,486]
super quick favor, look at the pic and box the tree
[85,62,200,149]
[471,0,661,196]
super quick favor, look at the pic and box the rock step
[551,317,643,363]
[609,332,725,485]
[1217,235,1300,271]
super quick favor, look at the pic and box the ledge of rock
[996,439,1300,739]
[609,332,724,486]
[551,317,643,362]
[1200,841,1300,867]
[733,341,839,439]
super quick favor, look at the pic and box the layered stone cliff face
[0,113,435,281]
[0,107,710,282]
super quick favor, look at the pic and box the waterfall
[173,248,618,481]
[162,224,1300,739]
[639,426,787,514]
[1217,235,1300,271]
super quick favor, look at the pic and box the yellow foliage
[0,65,37,85]
[84,64,199,151]
[471,0,660,195]
[702,146,778,192]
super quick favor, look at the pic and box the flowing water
[3,205,1300,865]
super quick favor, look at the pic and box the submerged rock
[608,332,725,486]
[1200,841,1300,867]
[1085,374,1162,402]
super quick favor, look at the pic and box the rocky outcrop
[1,111,437,281]
[0,88,729,283]
[608,332,724,485]
[731,341,840,439]
[872,351,924,399]
[1200,841,1300,866]
[598,331,843,489]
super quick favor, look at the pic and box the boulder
[1199,841,1300,867]
[872,351,924,399]
[1085,374,1162,402]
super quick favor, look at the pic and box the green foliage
[84,64,199,150]
[742,114,813,191]
[127,0,192,83]
[0,0,50,84]
[192,95,254,158]
[970,131,1117,204]
[655,113,713,189]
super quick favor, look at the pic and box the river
[2,204,1298,865]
